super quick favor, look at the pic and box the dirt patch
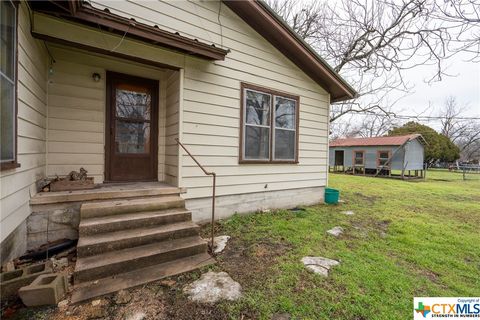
[353,192,379,205]
[217,237,292,287]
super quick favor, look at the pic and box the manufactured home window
[377,151,390,166]
[353,151,364,165]
[1,0,18,170]
[240,83,299,163]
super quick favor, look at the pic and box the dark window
[378,151,390,166]
[354,151,364,165]
[1,0,18,170]
[240,83,299,163]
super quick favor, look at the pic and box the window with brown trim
[353,150,365,166]
[377,150,390,167]
[240,83,299,163]
[1,0,19,170]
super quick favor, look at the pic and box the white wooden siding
[27,0,331,202]
[0,2,48,242]
[164,70,181,186]
[46,45,167,183]
[88,0,331,199]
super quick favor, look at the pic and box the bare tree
[439,96,480,161]
[267,0,480,123]
[433,0,480,60]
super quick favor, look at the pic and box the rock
[91,299,102,307]
[183,271,242,303]
[159,279,176,287]
[272,313,291,320]
[304,264,329,276]
[338,199,345,203]
[115,290,132,304]
[327,226,344,237]
[87,299,108,319]
[341,210,354,215]
[58,299,69,309]
[125,312,146,320]
[301,256,340,277]
[51,257,68,269]
[213,235,230,254]
[2,261,15,272]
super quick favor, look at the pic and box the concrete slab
[183,271,242,303]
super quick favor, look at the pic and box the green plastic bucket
[325,187,340,204]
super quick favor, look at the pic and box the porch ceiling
[27,1,229,61]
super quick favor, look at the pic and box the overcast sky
[278,0,480,131]
[392,51,480,117]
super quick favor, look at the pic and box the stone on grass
[213,235,230,254]
[327,226,344,237]
[301,256,340,277]
[341,210,354,215]
[183,271,242,303]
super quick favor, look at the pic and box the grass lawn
[9,170,479,320]
[205,169,480,319]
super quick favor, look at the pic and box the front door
[106,71,158,182]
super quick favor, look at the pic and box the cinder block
[0,261,52,299]
[18,273,67,307]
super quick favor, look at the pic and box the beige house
[0,0,355,290]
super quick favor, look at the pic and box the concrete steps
[71,253,214,304]
[75,236,207,282]
[79,208,192,235]
[80,196,185,218]
[77,221,200,257]
[73,195,213,299]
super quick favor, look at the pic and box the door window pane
[274,129,295,160]
[115,120,150,154]
[1,76,15,161]
[115,85,151,120]
[275,97,295,129]
[245,126,269,160]
[245,90,270,126]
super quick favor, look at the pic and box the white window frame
[1,0,19,170]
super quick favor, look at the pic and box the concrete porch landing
[30,182,186,205]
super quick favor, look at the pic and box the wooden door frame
[105,71,159,182]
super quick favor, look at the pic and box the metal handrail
[175,138,216,253]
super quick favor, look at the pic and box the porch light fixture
[92,72,101,82]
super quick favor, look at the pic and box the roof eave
[28,0,229,61]
[223,0,357,102]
